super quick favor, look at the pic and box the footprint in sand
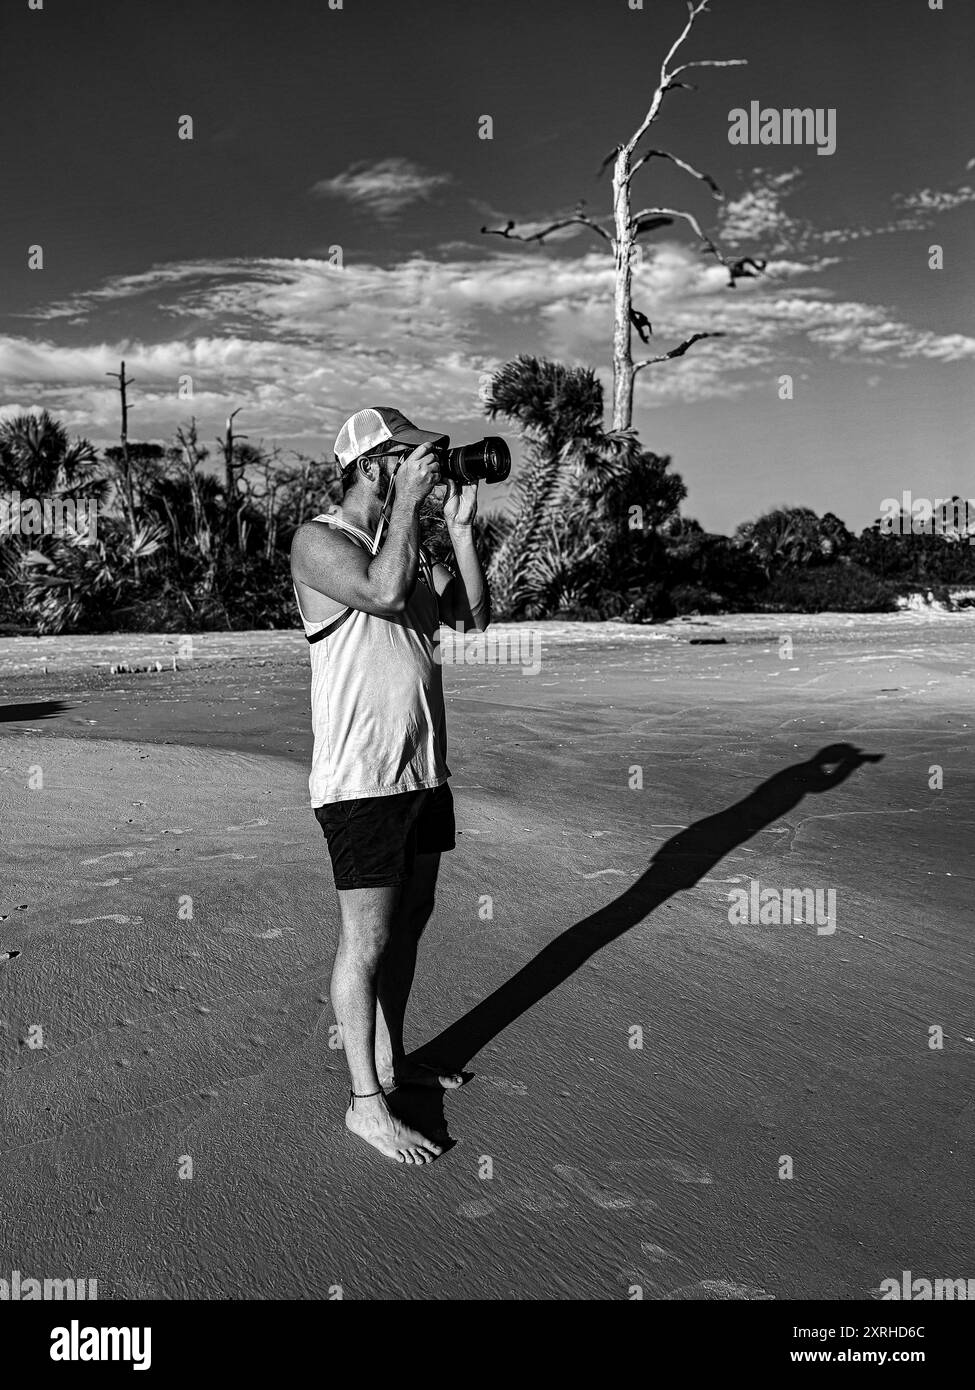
[195,852,257,862]
[225,819,270,831]
[457,1198,495,1219]
[81,851,146,865]
[70,915,144,925]
[480,1075,528,1096]
[582,868,627,880]
[553,1163,644,1210]
[649,1157,713,1185]
[456,1186,570,1220]
[640,1241,678,1264]
[506,1185,570,1214]
[664,1279,773,1300]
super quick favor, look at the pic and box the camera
[434,437,511,485]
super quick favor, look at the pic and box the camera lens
[445,437,511,485]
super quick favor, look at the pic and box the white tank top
[294,512,449,807]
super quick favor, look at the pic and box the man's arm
[290,446,437,615]
[434,480,491,632]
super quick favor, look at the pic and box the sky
[1,0,973,534]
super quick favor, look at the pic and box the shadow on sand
[0,700,70,723]
[391,742,883,1146]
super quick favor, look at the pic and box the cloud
[0,402,46,423]
[5,159,974,443]
[892,185,975,215]
[718,168,805,252]
[720,165,975,255]
[309,158,452,218]
[4,233,972,453]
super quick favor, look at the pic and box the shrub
[757,562,901,612]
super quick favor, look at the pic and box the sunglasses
[342,443,436,479]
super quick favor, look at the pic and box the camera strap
[371,457,403,554]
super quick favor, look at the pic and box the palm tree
[484,356,635,616]
[0,412,108,630]
[483,355,685,618]
[734,507,826,580]
[0,410,99,493]
[19,518,167,634]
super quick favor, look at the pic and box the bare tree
[292,452,313,531]
[482,0,764,431]
[217,408,248,553]
[171,419,216,590]
[236,442,287,559]
[288,451,344,530]
[105,360,142,577]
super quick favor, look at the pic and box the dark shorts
[314,782,455,890]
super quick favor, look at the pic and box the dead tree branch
[633,331,726,374]
[481,213,614,247]
[631,205,723,259]
[623,1,746,172]
[630,149,723,197]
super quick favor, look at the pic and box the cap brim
[387,426,448,451]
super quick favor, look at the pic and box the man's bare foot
[378,1058,465,1091]
[345,1092,444,1164]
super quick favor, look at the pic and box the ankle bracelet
[349,1086,384,1110]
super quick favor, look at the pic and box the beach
[1,613,973,1300]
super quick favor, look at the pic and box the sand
[1,613,973,1300]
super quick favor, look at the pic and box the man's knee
[337,922,391,976]
[336,890,397,968]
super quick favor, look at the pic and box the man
[290,406,490,1165]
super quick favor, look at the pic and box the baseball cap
[333,406,448,468]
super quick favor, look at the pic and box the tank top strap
[295,513,436,639]
[294,512,371,640]
[313,511,374,550]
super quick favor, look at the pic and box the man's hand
[393,444,441,510]
[435,477,489,632]
[443,477,479,531]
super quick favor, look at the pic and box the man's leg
[375,853,464,1090]
[332,883,443,1164]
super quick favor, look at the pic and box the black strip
[306,607,353,644]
